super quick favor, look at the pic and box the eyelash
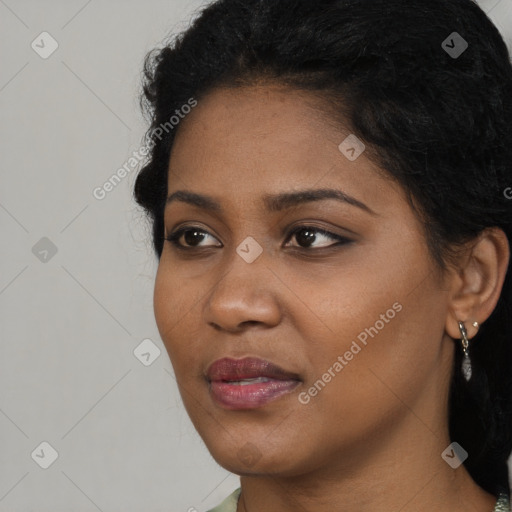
[164,225,352,251]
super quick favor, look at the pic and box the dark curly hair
[134,0,512,498]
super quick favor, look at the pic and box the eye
[284,225,352,249]
[164,225,352,251]
[165,227,222,250]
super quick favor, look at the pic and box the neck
[237,411,497,512]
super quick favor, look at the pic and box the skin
[153,84,510,512]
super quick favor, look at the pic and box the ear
[445,227,510,340]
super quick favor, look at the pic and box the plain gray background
[1,1,511,511]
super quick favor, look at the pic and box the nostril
[240,320,261,328]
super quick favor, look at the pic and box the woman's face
[154,85,454,477]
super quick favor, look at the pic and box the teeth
[228,377,272,385]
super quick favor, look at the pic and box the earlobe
[444,227,510,341]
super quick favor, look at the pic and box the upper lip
[206,357,301,382]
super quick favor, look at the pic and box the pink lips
[206,357,301,410]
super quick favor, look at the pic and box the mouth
[206,357,302,410]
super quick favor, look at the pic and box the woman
[134,0,512,510]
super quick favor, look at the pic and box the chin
[203,432,311,478]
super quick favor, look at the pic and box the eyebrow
[165,188,376,215]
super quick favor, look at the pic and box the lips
[206,357,301,409]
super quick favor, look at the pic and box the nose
[204,250,282,333]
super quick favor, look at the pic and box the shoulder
[205,487,241,512]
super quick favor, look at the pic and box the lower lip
[209,379,301,409]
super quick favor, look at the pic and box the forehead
[171,85,333,168]
[166,85,403,216]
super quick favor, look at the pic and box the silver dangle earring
[458,320,479,382]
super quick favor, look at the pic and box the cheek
[277,250,406,367]
[301,268,447,433]
[153,264,175,340]
[153,262,197,365]
[293,238,443,401]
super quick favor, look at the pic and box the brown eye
[285,226,351,249]
[165,227,222,249]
